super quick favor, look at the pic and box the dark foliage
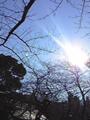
[1,91,90,120]
[0,54,26,120]
[0,54,26,91]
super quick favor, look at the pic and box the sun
[49,34,88,69]
[63,43,88,69]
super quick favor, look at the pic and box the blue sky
[28,0,90,64]
[1,0,90,67]
[31,0,90,51]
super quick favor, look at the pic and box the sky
[0,0,90,69]
[1,0,90,99]
[30,0,90,65]
[30,0,90,50]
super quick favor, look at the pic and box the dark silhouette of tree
[28,63,90,120]
[0,54,26,120]
[1,60,90,120]
[0,54,26,92]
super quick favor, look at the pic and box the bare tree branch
[0,0,36,46]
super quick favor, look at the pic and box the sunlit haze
[63,43,88,69]
[50,35,88,69]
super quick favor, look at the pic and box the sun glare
[50,34,88,69]
[63,43,88,69]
